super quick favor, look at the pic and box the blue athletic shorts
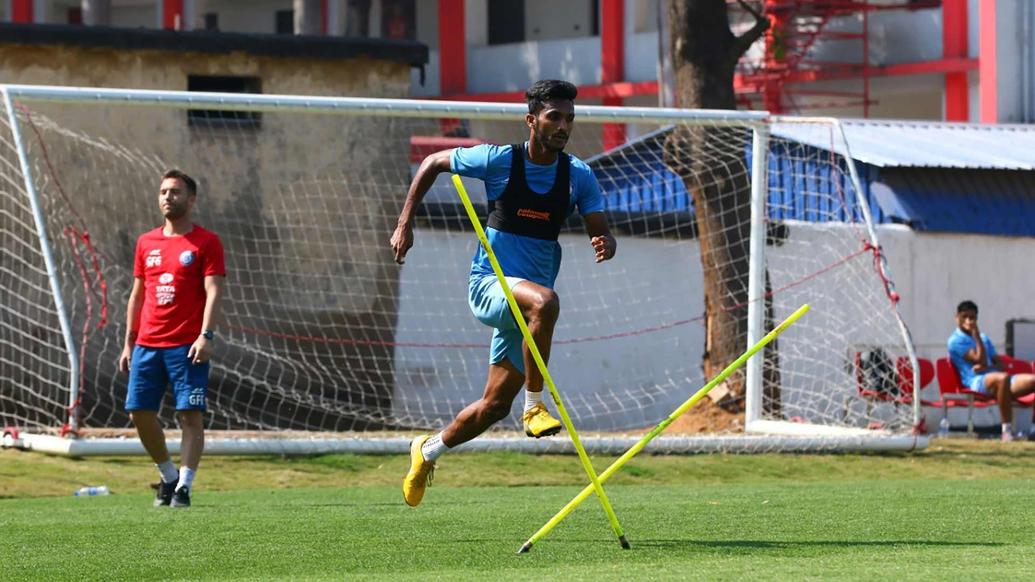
[968,373,990,394]
[126,344,209,412]
[468,275,527,374]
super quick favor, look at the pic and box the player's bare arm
[391,149,454,264]
[957,311,986,367]
[117,277,145,374]
[583,212,616,263]
[965,324,988,371]
[188,275,224,365]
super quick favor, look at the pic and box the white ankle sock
[421,432,449,462]
[157,460,178,484]
[524,389,543,413]
[177,467,196,491]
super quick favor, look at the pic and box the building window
[187,76,262,129]
[381,0,415,40]
[275,10,294,34]
[204,12,219,31]
[488,0,525,45]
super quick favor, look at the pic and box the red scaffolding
[733,0,945,115]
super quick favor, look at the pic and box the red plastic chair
[999,354,1033,375]
[989,356,1035,408]
[850,354,937,429]
[894,356,937,406]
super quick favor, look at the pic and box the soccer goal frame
[0,84,925,455]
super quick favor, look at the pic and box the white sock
[177,467,196,491]
[524,389,543,413]
[157,460,178,484]
[421,432,449,462]
[1002,423,1013,436]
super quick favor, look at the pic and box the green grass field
[2,440,1034,580]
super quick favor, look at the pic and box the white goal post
[0,84,925,455]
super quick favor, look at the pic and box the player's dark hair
[162,169,197,196]
[957,300,978,314]
[525,80,578,114]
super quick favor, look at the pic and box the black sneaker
[171,487,191,508]
[153,480,178,507]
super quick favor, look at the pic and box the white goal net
[0,86,922,454]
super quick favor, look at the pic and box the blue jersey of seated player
[451,142,605,287]
[947,328,997,390]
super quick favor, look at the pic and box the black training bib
[486,144,570,241]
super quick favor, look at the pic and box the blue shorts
[468,275,527,374]
[968,373,990,394]
[126,344,209,412]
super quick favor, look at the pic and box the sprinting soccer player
[390,79,617,506]
[117,169,226,507]
[948,300,1035,441]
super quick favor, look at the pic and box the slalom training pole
[451,175,629,549]
[517,303,811,553]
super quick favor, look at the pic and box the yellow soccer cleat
[402,435,435,507]
[523,402,562,438]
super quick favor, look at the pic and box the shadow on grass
[207,501,406,509]
[631,539,1003,552]
[465,539,1005,555]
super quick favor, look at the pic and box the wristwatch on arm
[201,330,214,340]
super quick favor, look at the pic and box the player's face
[158,177,194,220]
[956,310,977,333]
[528,100,575,153]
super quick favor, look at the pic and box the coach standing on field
[117,169,226,508]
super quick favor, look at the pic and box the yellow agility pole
[517,303,810,553]
[451,174,629,549]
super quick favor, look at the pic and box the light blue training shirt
[451,143,605,287]
[947,328,997,389]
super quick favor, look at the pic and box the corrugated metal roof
[771,120,1035,171]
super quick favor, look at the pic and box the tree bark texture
[663,0,781,419]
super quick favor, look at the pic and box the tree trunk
[663,0,781,426]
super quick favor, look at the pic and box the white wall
[410,48,440,97]
[391,228,705,431]
[524,0,594,41]
[814,6,942,65]
[878,225,1035,430]
[467,36,601,93]
[415,0,437,49]
[203,0,290,34]
[389,221,1035,432]
[991,0,1035,123]
[464,0,487,46]
[109,3,155,28]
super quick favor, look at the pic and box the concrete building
[0,23,427,430]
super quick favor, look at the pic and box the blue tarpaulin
[587,122,1035,237]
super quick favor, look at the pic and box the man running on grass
[390,79,617,507]
[118,169,225,508]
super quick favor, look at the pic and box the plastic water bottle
[74,485,110,497]
[938,416,950,437]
